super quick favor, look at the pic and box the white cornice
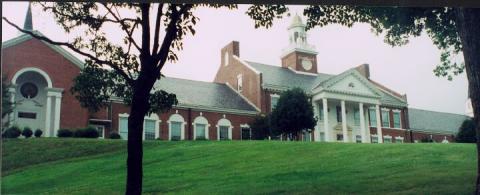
[233,56,260,74]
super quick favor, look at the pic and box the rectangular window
[144,119,156,140]
[171,122,182,140]
[270,95,279,111]
[381,110,390,127]
[119,117,128,140]
[196,124,206,139]
[354,109,360,125]
[393,112,401,128]
[237,74,243,91]
[303,131,311,141]
[395,137,404,143]
[219,126,229,140]
[355,135,362,143]
[371,135,378,143]
[241,127,251,140]
[336,106,342,122]
[384,136,392,143]
[91,125,105,138]
[369,109,376,127]
[18,112,36,119]
[336,134,343,141]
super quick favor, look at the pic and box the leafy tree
[3,3,239,194]
[248,6,480,193]
[2,75,14,128]
[250,114,270,140]
[270,88,316,140]
[457,118,477,143]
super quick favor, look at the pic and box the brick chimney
[221,41,240,67]
[355,63,370,79]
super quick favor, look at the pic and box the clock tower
[280,14,318,74]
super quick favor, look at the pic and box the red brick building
[2,10,468,143]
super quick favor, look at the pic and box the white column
[313,101,320,142]
[45,95,52,137]
[375,104,383,143]
[322,98,330,142]
[53,94,62,136]
[341,100,348,142]
[8,87,16,125]
[359,103,367,143]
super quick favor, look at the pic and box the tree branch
[154,4,193,70]
[2,17,134,86]
[152,3,164,55]
[101,3,142,52]
[140,3,151,59]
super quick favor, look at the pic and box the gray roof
[246,61,407,107]
[153,77,257,113]
[408,108,469,134]
[246,61,333,91]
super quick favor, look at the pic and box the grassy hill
[1,139,476,194]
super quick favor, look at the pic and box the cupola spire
[23,2,33,31]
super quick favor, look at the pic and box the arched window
[144,113,160,140]
[217,118,232,140]
[224,52,229,66]
[193,115,209,140]
[168,113,185,140]
[118,113,161,140]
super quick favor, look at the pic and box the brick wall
[214,41,262,110]
[2,38,90,130]
[110,102,255,140]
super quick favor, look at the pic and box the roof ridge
[409,107,468,116]
[245,60,333,76]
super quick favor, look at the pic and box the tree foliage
[2,75,14,128]
[456,118,477,143]
[250,114,270,140]
[270,88,316,138]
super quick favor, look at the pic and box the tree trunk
[125,73,156,194]
[454,8,480,195]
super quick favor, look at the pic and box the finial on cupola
[23,2,33,31]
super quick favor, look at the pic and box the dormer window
[224,52,229,66]
[237,74,243,91]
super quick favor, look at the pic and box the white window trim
[383,135,392,143]
[381,110,391,128]
[394,136,404,143]
[240,124,251,140]
[224,52,229,66]
[144,113,161,140]
[90,124,106,139]
[117,113,161,140]
[237,74,243,92]
[192,115,210,140]
[270,94,280,111]
[371,134,379,143]
[216,118,233,140]
[392,111,402,129]
[168,113,186,140]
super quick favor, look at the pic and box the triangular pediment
[312,69,382,98]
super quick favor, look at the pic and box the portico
[310,68,384,143]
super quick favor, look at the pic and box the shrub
[195,137,208,141]
[171,136,181,141]
[57,129,73,137]
[420,137,434,143]
[34,129,43,138]
[456,118,476,143]
[2,126,21,138]
[108,132,121,139]
[74,127,99,138]
[22,127,33,138]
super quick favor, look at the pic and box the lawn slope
[1,139,476,194]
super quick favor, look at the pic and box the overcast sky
[2,3,469,115]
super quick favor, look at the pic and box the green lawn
[1,139,476,194]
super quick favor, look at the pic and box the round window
[20,82,38,99]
